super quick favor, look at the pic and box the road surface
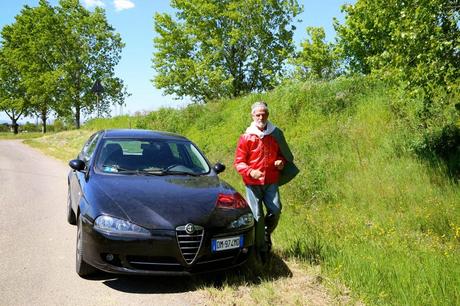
[0,140,201,306]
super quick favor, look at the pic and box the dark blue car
[67,129,254,277]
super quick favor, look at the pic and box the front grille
[176,224,204,265]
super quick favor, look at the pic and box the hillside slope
[28,76,459,305]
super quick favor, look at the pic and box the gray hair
[251,101,269,114]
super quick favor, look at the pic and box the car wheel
[67,186,76,225]
[76,215,96,277]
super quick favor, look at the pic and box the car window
[82,132,100,161]
[184,144,209,172]
[95,138,210,175]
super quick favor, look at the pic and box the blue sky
[0,0,352,123]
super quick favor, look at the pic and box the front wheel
[76,215,96,277]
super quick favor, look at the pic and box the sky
[0,0,352,123]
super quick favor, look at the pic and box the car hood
[90,174,238,230]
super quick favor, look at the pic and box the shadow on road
[90,253,292,294]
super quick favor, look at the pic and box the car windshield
[95,138,210,175]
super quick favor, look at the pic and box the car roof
[101,129,189,141]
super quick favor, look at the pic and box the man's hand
[274,160,284,170]
[250,169,264,179]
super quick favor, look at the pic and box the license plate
[211,236,243,252]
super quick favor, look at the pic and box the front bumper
[80,217,255,275]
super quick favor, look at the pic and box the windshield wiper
[160,169,200,176]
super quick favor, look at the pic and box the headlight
[94,215,151,237]
[228,213,254,229]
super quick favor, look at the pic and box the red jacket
[234,133,285,185]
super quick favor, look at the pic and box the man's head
[251,101,269,130]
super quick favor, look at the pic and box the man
[234,101,298,261]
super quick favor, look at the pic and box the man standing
[234,101,298,261]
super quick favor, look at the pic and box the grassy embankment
[27,76,460,305]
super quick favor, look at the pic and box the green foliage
[21,122,41,133]
[291,26,341,80]
[55,0,128,128]
[0,124,9,132]
[335,0,460,172]
[152,0,302,102]
[0,0,128,131]
[0,0,60,133]
[0,47,29,134]
[335,0,460,84]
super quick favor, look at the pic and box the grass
[25,76,460,305]
[0,132,45,139]
[24,130,93,161]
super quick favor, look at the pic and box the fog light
[106,253,115,261]
[241,247,248,254]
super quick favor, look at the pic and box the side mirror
[69,159,86,172]
[213,162,226,174]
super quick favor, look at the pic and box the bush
[21,122,40,133]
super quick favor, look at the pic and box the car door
[70,132,101,213]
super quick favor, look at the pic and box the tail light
[216,193,248,209]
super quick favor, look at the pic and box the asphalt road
[0,140,201,306]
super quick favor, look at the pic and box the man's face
[252,107,269,129]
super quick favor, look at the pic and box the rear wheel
[76,215,96,277]
[67,186,76,225]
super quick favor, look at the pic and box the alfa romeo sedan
[67,129,254,277]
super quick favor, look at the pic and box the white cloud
[82,0,105,8]
[113,0,135,11]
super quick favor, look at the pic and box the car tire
[67,186,76,225]
[76,215,96,277]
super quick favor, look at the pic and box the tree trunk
[41,111,47,134]
[75,104,81,129]
[12,118,19,134]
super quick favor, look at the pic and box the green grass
[24,130,93,161]
[26,76,460,305]
[0,132,45,139]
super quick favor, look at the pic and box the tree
[55,0,128,128]
[335,0,460,165]
[334,0,459,97]
[153,0,302,103]
[291,26,340,80]
[1,0,128,132]
[1,1,63,133]
[0,47,30,134]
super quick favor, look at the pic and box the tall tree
[1,0,63,133]
[1,0,128,132]
[291,26,340,80]
[153,0,302,103]
[0,47,30,134]
[56,0,127,128]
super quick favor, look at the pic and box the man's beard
[255,120,267,130]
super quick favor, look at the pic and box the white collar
[245,121,276,138]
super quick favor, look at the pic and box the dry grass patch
[193,256,359,306]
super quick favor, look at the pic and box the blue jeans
[245,184,282,252]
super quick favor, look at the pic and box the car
[67,129,254,277]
